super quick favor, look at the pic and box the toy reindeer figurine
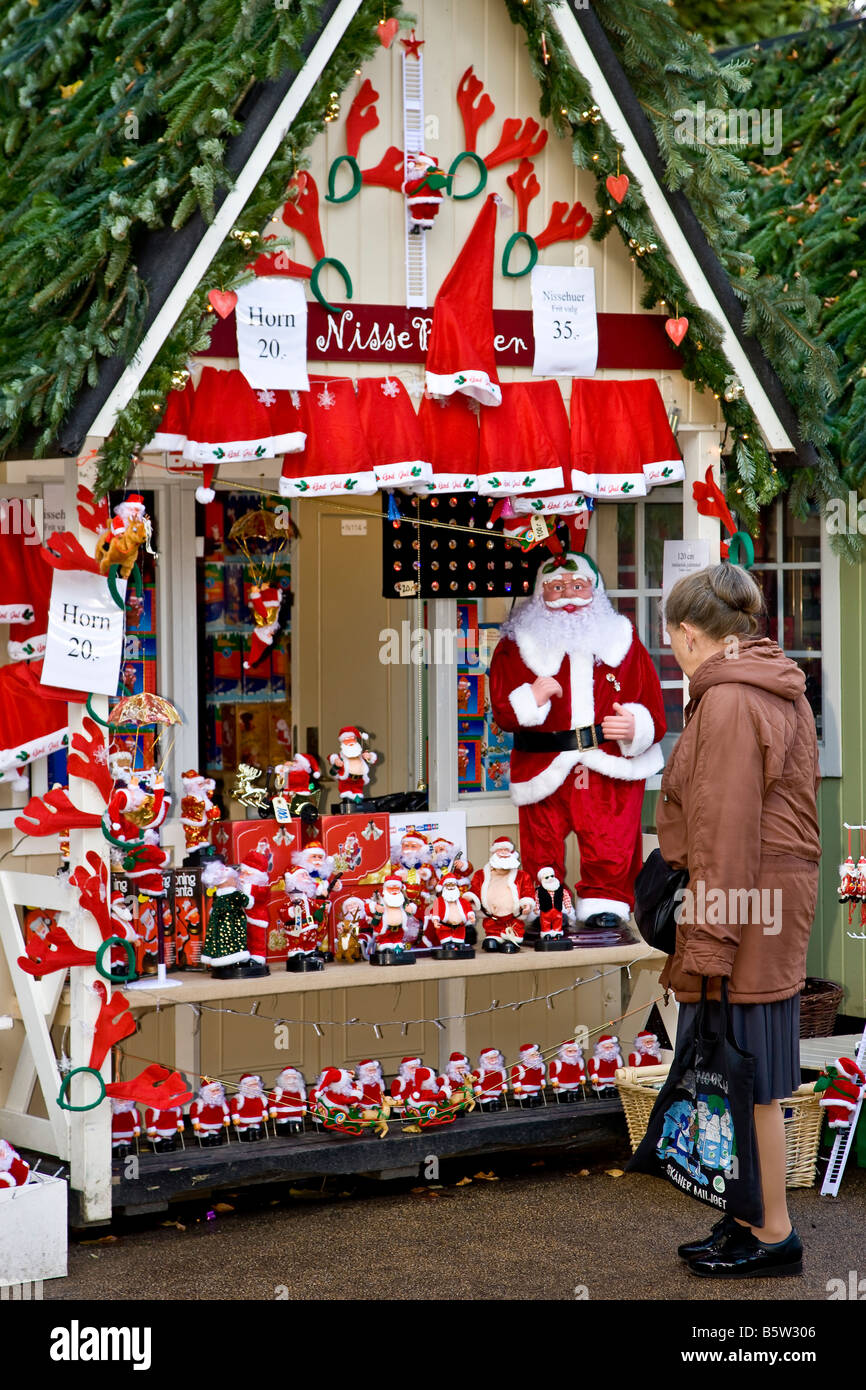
[95,494,153,578]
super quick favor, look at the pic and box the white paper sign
[235,278,309,391]
[531,265,598,377]
[41,570,127,695]
[661,540,710,645]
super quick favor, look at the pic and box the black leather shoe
[688,1227,803,1279]
[678,1212,740,1260]
[582,912,625,932]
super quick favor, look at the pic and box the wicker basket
[615,1065,823,1189]
[799,978,845,1039]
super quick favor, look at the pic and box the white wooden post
[427,598,459,812]
[680,427,725,558]
[65,445,113,1223]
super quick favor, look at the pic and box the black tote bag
[627,980,763,1225]
[633,848,689,954]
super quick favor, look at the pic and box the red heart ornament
[376,16,399,47]
[665,316,689,347]
[208,289,238,319]
[605,173,629,204]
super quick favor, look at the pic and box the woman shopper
[657,563,820,1278]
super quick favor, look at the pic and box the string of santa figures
[840,821,866,939]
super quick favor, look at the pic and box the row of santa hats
[147,195,684,505]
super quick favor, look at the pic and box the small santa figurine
[190,1078,231,1145]
[406,1066,447,1120]
[144,1103,185,1152]
[439,1052,473,1105]
[818,1057,866,1129]
[109,891,141,980]
[628,1030,663,1068]
[589,1034,624,1096]
[334,894,370,961]
[423,873,476,957]
[269,1067,307,1135]
[390,1056,423,1113]
[549,1040,587,1099]
[311,1067,364,1118]
[287,840,340,959]
[200,860,250,978]
[230,1073,269,1141]
[402,149,448,232]
[244,584,282,670]
[237,849,271,977]
[511,1042,547,1107]
[392,827,435,916]
[180,769,220,860]
[371,877,416,965]
[281,895,324,973]
[0,1138,30,1187]
[430,836,473,891]
[488,551,666,933]
[473,1047,508,1111]
[275,752,322,796]
[533,866,575,951]
[327,726,378,804]
[110,1098,140,1156]
[468,837,535,953]
[355,1059,386,1110]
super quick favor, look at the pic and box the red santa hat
[519,1042,540,1058]
[480,1047,501,1062]
[570,378,683,498]
[294,752,320,777]
[146,378,195,454]
[635,1030,658,1047]
[239,1072,264,1089]
[439,873,459,889]
[384,876,404,893]
[0,504,51,663]
[510,381,588,516]
[477,382,564,496]
[339,726,367,745]
[183,366,275,465]
[834,1057,866,1085]
[280,377,377,497]
[401,827,428,847]
[417,391,479,494]
[596,1034,620,1051]
[0,662,77,778]
[253,387,307,458]
[356,376,432,492]
[113,493,147,524]
[400,1056,422,1068]
[425,192,502,407]
[318,1067,342,1089]
[490,836,517,857]
[449,1052,468,1065]
[241,850,270,876]
[533,550,602,596]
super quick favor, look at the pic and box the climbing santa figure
[489,551,666,939]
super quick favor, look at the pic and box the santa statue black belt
[513,724,606,753]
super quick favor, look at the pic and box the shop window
[749,500,824,741]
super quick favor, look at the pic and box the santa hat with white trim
[280,378,377,498]
[425,192,502,408]
[356,376,432,492]
[183,365,275,472]
[146,377,195,454]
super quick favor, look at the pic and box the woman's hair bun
[707,563,764,616]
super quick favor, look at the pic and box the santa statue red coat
[269,1069,307,1123]
[488,553,665,923]
[423,876,476,948]
[144,1106,185,1140]
[549,1043,586,1092]
[468,839,535,942]
[628,1031,663,1068]
[231,1075,269,1131]
[511,1044,546,1097]
[589,1035,624,1092]
[818,1058,865,1128]
[190,1083,231,1136]
[0,1139,30,1187]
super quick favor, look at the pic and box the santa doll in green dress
[201,860,250,978]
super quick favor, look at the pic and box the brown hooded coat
[656,638,820,1004]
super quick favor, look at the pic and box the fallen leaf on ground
[455,1177,472,1186]
[160,1221,186,1231]
[531,1160,545,1167]
[402,1124,421,1133]
[473,1170,499,1181]
[288,1188,321,1199]
[80,1235,118,1245]
[605,1168,624,1178]
[212,1202,234,1213]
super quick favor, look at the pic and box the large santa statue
[488,551,665,934]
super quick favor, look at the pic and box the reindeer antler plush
[67,718,112,803]
[89,980,137,1070]
[17,924,97,978]
[70,852,111,942]
[15,786,101,838]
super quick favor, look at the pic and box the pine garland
[672,0,848,50]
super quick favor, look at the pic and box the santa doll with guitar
[488,539,666,940]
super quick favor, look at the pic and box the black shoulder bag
[633,847,689,955]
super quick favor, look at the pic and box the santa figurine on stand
[511,1042,547,1107]
[549,1039,587,1101]
[281,893,325,973]
[439,1052,473,1107]
[244,584,282,670]
[532,866,575,952]
[468,837,535,953]
[327,726,378,810]
[422,873,476,959]
[389,1056,423,1114]
[370,877,417,966]
[180,769,220,862]
[0,1138,30,1187]
[473,1047,508,1111]
[274,751,322,822]
[628,1030,663,1068]
[200,861,250,979]
[237,849,271,978]
[355,1059,386,1109]
[430,836,473,892]
[144,1102,185,1152]
[405,1065,448,1123]
[110,1098,140,1157]
[230,1073,269,1141]
[190,1078,231,1146]
[269,1067,307,1135]
[310,1067,364,1122]
[392,828,436,917]
[488,550,665,941]
[589,1034,624,1097]
[287,840,340,962]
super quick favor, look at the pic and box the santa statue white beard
[239,1078,265,1100]
[275,1069,304,1092]
[501,585,621,659]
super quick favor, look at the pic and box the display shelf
[98,1094,626,1216]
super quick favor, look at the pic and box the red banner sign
[204,302,682,370]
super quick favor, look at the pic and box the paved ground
[46,1133,866,1302]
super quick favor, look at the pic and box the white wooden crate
[0,1171,68,1287]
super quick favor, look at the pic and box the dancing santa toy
[439,1052,473,1104]
[473,1048,508,1111]
[327,726,378,805]
[392,827,435,915]
[190,1078,231,1145]
[389,1056,423,1113]
[311,1068,364,1118]
[628,1030,663,1068]
[549,1040,587,1100]
[180,770,220,860]
[230,1073,269,1141]
[402,150,448,232]
[422,873,476,958]
[370,877,417,966]
[468,837,535,953]
[110,1098,140,1156]
[355,1059,386,1109]
[244,584,282,670]
[237,848,271,977]
[589,1034,624,1096]
[0,1138,30,1187]
[269,1067,307,1134]
[817,1057,866,1129]
[430,836,473,891]
[533,866,575,952]
[489,552,665,936]
[144,1103,185,1152]
[511,1042,547,1107]
[405,1066,448,1122]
